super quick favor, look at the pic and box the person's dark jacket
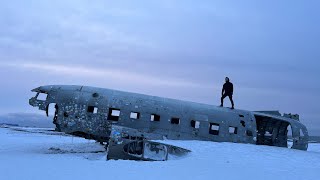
[222,82,233,96]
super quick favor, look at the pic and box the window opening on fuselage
[209,123,219,135]
[151,114,160,122]
[37,93,48,101]
[130,112,140,119]
[171,117,180,125]
[229,126,238,134]
[87,106,98,114]
[191,120,200,129]
[287,124,293,148]
[108,108,120,121]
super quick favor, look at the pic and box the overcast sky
[0,0,319,135]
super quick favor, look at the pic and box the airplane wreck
[29,85,309,161]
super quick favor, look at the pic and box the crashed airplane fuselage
[29,85,309,156]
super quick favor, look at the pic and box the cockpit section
[29,85,112,143]
[29,88,49,111]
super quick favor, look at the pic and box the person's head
[225,77,230,82]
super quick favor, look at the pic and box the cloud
[1,62,203,88]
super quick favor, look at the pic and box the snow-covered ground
[0,126,319,180]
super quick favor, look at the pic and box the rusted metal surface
[29,85,309,160]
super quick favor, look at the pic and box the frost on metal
[29,85,309,160]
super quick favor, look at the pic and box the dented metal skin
[29,85,309,151]
[107,125,190,161]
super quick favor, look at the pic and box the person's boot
[220,104,223,107]
[231,106,234,109]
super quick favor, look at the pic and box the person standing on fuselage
[220,77,234,109]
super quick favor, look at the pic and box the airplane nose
[31,87,41,92]
[31,86,53,93]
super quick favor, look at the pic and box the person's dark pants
[221,94,234,108]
